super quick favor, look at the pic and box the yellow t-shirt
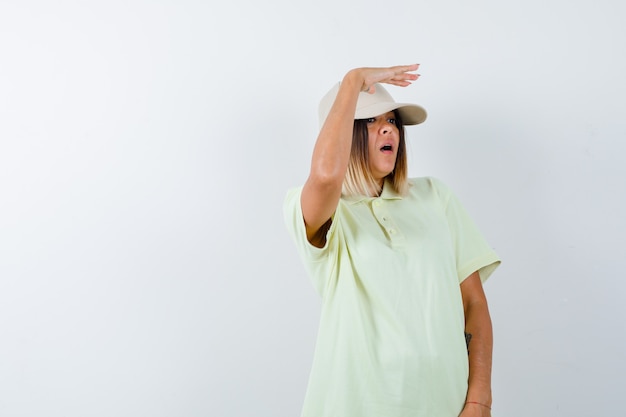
[284,177,500,417]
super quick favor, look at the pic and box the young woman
[284,64,500,417]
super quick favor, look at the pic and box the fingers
[391,63,420,75]
[388,64,420,83]
[349,64,421,95]
[387,73,420,87]
[361,64,420,91]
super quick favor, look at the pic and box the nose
[379,120,394,135]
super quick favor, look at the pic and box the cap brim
[354,102,427,125]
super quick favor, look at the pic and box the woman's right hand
[345,64,420,94]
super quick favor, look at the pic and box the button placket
[372,198,399,240]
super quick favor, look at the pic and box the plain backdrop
[1,1,624,416]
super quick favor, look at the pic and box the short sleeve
[283,187,339,295]
[431,178,501,283]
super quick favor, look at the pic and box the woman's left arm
[459,270,493,417]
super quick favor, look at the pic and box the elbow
[304,170,344,201]
[309,163,346,190]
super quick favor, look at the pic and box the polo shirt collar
[343,178,404,204]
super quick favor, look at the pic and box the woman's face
[366,111,400,184]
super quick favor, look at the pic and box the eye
[365,118,376,123]
[387,118,396,125]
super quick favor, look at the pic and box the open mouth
[380,144,393,152]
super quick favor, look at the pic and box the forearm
[464,299,493,408]
[309,70,362,184]
[301,72,363,240]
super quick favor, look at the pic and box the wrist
[466,385,491,407]
[464,401,491,412]
[342,69,366,92]
[465,401,491,410]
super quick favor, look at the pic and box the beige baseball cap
[318,82,427,128]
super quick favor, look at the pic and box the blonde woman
[284,64,500,417]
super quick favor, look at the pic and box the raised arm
[301,65,420,247]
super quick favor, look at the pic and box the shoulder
[407,176,453,198]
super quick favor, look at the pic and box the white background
[1,0,624,416]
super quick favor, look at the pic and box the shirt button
[382,217,387,221]
[389,229,395,234]
[374,200,381,207]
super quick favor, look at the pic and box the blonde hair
[343,110,409,197]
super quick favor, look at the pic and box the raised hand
[348,64,420,94]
